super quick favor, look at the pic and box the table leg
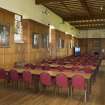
[87,77,92,95]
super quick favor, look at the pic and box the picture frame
[0,24,10,48]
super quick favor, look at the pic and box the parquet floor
[0,69,105,105]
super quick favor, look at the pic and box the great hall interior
[0,0,105,105]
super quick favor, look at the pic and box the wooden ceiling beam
[61,4,70,13]
[78,27,105,30]
[64,15,105,21]
[76,26,105,30]
[79,0,92,16]
[75,24,105,28]
[35,0,64,4]
[70,21,105,25]
[74,24,105,27]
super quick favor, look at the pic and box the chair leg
[4,80,7,88]
[54,86,57,96]
[39,82,42,92]
[60,88,63,97]
[68,88,70,97]
[53,85,56,95]
[71,86,73,97]
[55,87,59,96]
[84,90,87,103]
[16,80,18,88]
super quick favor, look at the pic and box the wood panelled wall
[66,35,73,56]
[78,38,105,54]
[0,8,78,68]
[0,8,15,68]
[22,19,49,64]
[50,29,73,58]
[56,30,67,58]
[74,37,79,46]
[23,20,74,63]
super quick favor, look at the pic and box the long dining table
[41,63,97,70]
[5,68,93,95]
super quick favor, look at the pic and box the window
[61,39,64,48]
[32,33,49,48]
[56,34,64,48]
[41,34,49,48]
[71,38,74,48]
[32,33,40,48]
[69,41,71,48]
[56,34,60,48]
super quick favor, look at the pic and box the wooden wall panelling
[78,38,105,55]
[66,35,72,56]
[22,19,49,64]
[73,36,79,47]
[65,35,69,56]
[100,39,105,58]
[22,20,29,63]
[87,38,100,54]
[0,8,77,68]
[50,29,73,58]
[101,39,105,50]
[78,39,88,54]
[0,8,15,68]
[55,30,64,58]
[50,29,57,59]
[57,30,67,58]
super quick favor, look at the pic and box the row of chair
[0,69,32,88]
[0,69,87,102]
[40,72,87,102]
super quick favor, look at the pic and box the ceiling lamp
[100,6,103,11]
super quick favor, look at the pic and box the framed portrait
[0,24,10,47]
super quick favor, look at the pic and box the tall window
[32,33,49,48]
[56,34,64,48]
[41,34,49,48]
[32,33,40,48]
[69,41,72,48]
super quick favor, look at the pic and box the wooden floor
[0,70,105,105]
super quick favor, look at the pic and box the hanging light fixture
[100,6,103,11]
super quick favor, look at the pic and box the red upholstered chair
[55,74,70,96]
[71,75,87,102]
[0,69,6,79]
[39,72,54,93]
[0,68,7,87]
[24,64,31,69]
[23,71,33,89]
[10,69,19,88]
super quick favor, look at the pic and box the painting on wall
[14,14,23,43]
[0,24,10,47]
